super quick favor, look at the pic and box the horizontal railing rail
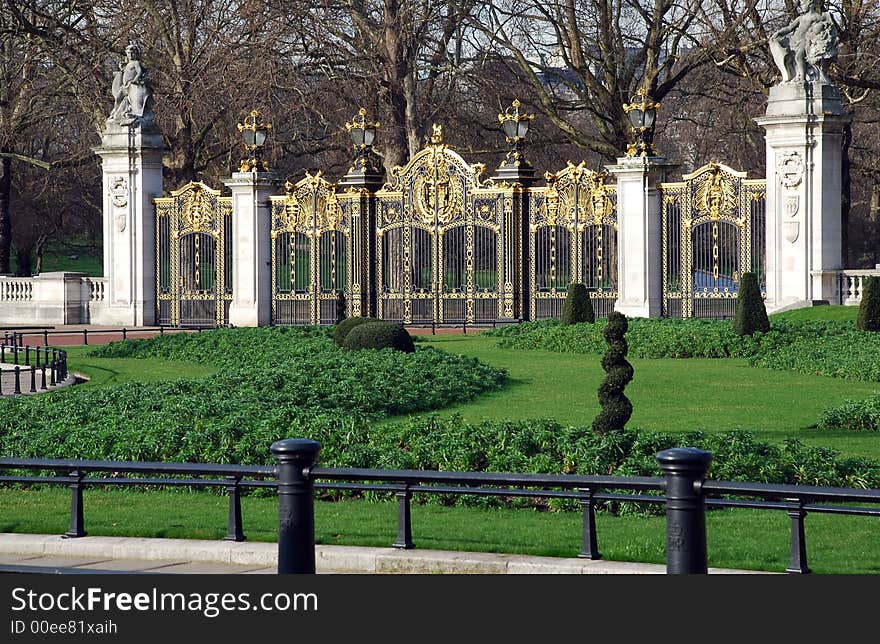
[2,442,880,575]
[3,326,211,348]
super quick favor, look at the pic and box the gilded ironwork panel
[375,130,504,324]
[528,162,618,320]
[269,172,350,325]
[153,181,232,326]
[660,163,766,318]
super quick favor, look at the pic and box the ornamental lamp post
[237,109,272,172]
[623,88,660,158]
[344,108,382,173]
[495,99,536,181]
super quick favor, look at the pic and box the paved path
[0,361,75,398]
[0,533,767,574]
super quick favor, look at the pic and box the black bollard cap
[270,438,322,462]
[656,447,712,474]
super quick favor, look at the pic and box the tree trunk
[381,0,410,172]
[0,154,11,274]
[14,243,32,277]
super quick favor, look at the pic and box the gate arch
[375,126,505,324]
[528,162,618,319]
[154,181,232,326]
[661,163,766,318]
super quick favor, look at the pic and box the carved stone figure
[107,41,155,128]
[769,0,839,84]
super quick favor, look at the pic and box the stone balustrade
[838,268,880,305]
[0,273,107,324]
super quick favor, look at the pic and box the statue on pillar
[107,41,156,128]
[769,0,839,84]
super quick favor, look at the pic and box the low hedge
[332,317,379,346]
[483,317,880,381]
[817,394,880,432]
[343,321,415,353]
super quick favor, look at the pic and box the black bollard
[25,345,30,366]
[656,447,712,575]
[122,328,127,340]
[83,329,88,345]
[13,365,21,395]
[40,365,47,390]
[29,365,36,393]
[271,438,321,574]
[43,329,48,346]
[50,361,56,387]
[1,345,5,363]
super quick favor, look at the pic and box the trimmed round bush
[857,276,880,332]
[592,312,633,435]
[343,321,416,353]
[561,283,595,325]
[733,272,769,336]
[332,316,379,346]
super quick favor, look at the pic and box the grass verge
[1,488,877,574]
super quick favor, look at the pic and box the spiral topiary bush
[332,316,379,347]
[343,321,416,353]
[592,311,633,435]
[733,272,769,336]
[857,276,880,332]
[561,283,595,325]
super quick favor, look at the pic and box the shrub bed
[0,328,506,464]
[484,317,880,381]
[817,394,880,432]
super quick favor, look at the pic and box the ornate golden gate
[528,163,618,319]
[660,163,766,318]
[375,126,516,324]
[268,173,351,325]
[154,182,232,326]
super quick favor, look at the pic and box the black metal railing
[2,441,880,574]
[2,326,211,348]
[0,333,69,395]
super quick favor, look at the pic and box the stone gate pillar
[755,85,850,311]
[606,156,677,318]
[92,42,165,326]
[755,2,851,311]
[224,172,280,327]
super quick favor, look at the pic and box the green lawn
[5,305,879,574]
[2,488,877,573]
[64,346,217,388]
[398,335,880,460]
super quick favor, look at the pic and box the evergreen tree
[592,312,633,435]
[733,272,769,336]
[561,283,595,325]
[858,276,880,332]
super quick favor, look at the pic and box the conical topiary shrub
[858,276,880,332]
[732,272,769,336]
[561,283,595,325]
[592,312,633,436]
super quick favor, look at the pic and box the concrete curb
[0,533,768,574]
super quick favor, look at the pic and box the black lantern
[496,99,535,177]
[344,108,382,176]
[236,109,272,172]
[623,88,660,157]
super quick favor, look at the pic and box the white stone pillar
[92,125,165,326]
[606,156,678,318]
[755,83,851,312]
[224,172,280,327]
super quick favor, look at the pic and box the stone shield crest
[110,176,128,208]
[783,221,799,244]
